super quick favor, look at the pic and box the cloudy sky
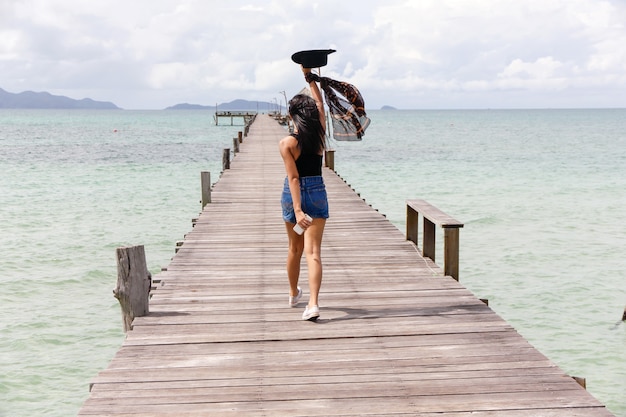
[2,0,626,110]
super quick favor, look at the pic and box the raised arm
[302,68,326,133]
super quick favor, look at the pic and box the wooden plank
[78,393,613,416]
[78,115,614,416]
[407,198,464,228]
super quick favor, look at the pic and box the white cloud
[499,57,564,79]
[1,0,626,109]
[0,30,20,60]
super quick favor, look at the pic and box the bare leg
[285,222,304,296]
[303,218,326,307]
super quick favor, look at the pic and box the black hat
[291,49,336,68]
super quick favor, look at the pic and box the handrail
[406,199,464,280]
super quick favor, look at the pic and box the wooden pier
[214,110,257,126]
[79,115,614,416]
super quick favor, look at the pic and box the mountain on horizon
[0,88,291,111]
[0,87,120,109]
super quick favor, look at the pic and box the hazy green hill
[0,88,119,109]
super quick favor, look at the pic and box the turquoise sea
[0,109,624,416]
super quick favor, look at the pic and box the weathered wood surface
[406,199,463,280]
[113,245,150,332]
[214,111,257,126]
[79,115,614,416]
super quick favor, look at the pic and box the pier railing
[406,199,464,280]
[214,110,257,126]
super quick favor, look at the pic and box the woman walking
[279,67,329,321]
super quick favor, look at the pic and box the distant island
[168,100,395,112]
[0,87,120,109]
[166,99,283,112]
[0,87,388,112]
[166,103,212,110]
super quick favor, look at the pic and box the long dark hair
[288,94,325,155]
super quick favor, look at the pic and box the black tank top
[296,152,323,177]
[292,133,322,177]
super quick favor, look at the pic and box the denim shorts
[281,176,329,223]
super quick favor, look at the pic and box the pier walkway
[79,115,614,416]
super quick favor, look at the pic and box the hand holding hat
[291,49,336,69]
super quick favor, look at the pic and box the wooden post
[422,217,436,262]
[233,137,239,154]
[113,245,150,332]
[201,171,211,207]
[406,205,418,246]
[572,376,587,389]
[325,149,335,171]
[443,228,460,279]
[238,131,243,143]
[222,148,230,170]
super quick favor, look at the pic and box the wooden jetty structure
[214,110,257,126]
[79,115,615,416]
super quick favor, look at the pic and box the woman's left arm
[303,68,326,133]
[279,137,307,226]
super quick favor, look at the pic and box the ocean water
[0,109,624,416]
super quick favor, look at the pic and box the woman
[279,67,328,321]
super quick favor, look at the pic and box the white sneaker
[302,305,320,321]
[289,287,302,307]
